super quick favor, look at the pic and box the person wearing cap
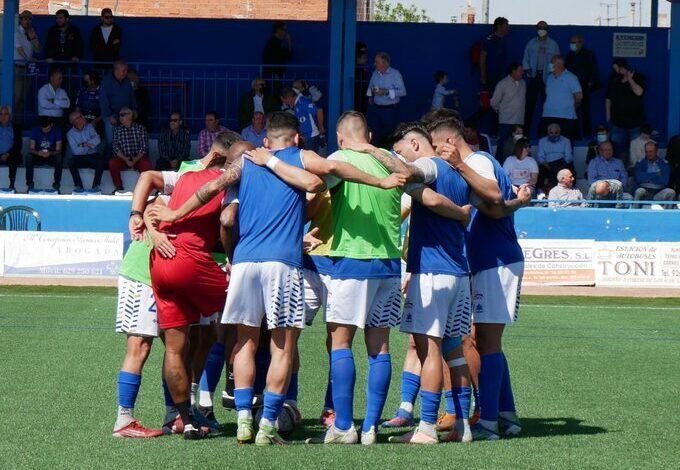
[13,10,41,123]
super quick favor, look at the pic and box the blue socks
[118,371,141,408]
[286,373,299,402]
[323,368,334,410]
[444,389,456,415]
[254,347,271,395]
[234,387,254,411]
[499,353,516,413]
[420,390,441,425]
[330,349,356,431]
[162,378,174,407]
[262,391,286,422]
[198,342,225,396]
[401,371,420,408]
[479,353,504,422]
[453,386,471,419]
[362,353,392,433]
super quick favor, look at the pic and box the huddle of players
[112,107,531,445]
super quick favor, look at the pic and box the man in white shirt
[547,169,584,207]
[491,63,527,162]
[13,10,41,123]
[38,69,71,118]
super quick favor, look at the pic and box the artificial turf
[1,286,679,469]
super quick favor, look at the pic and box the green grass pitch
[1,286,679,469]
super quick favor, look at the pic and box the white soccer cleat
[361,425,377,446]
[305,424,358,444]
[388,428,438,445]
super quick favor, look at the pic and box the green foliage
[373,0,433,23]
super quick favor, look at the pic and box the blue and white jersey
[294,95,319,139]
[407,157,470,276]
[232,146,306,268]
[465,151,524,274]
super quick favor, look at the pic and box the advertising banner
[519,239,596,286]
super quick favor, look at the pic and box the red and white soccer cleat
[113,420,164,438]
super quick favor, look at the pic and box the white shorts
[326,277,401,329]
[222,261,305,330]
[115,276,159,337]
[401,273,471,338]
[195,312,219,326]
[303,268,330,326]
[471,262,523,325]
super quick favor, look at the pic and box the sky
[392,0,672,26]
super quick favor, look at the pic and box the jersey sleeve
[412,157,438,184]
[161,171,180,195]
[221,185,239,207]
[323,151,346,190]
[466,153,497,182]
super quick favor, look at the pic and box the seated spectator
[0,106,22,192]
[281,87,320,152]
[25,116,63,193]
[108,107,152,194]
[66,110,103,193]
[629,123,652,170]
[75,71,102,127]
[538,122,573,190]
[586,179,632,208]
[547,169,584,207]
[156,112,191,171]
[241,111,266,148]
[198,111,227,157]
[38,68,71,120]
[587,141,627,188]
[237,77,277,129]
[500,124,525,161]
[128,70,150,130]
[585,124,609,165]
[503,138,538,191]
[463,121,491,153]
[633,141,676,208]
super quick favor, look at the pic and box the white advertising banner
[595,242,680,288]
[519,239,596,286]
[2,231,123,278]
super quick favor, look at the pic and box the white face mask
[537,29,548,38]
[597,133,608,143]
[569,43,578,52]
[548,63,555,73]
[513,133,524,141]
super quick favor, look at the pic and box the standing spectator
[45,9,83,64]
[565,34,599,138]
[628,123,652,170]
[633,141,676,207]
[108,108,152,194]
[491,62,526,162]
[0,106,23,192]
[99,60,136,155]
[541,55,582,141]
[128,70,151,130]
[547,169,584,207]
[197,111,227,157]
[538,123,573,189]
[89,8,123,64]
[480,17,510,91]
[66,110,103,193]
[281,88,321,151]
[366,52,406,147]
[237,77,277,129]
[587,141,628,188]
[13,10,41,124]
[503,138,538,190]
[25,117,63,193]
[523,21,560,136]
[38,69,71,119]
[156,112,191,171]
[431,71,457,109]
[606,58,646,159]
[355,42,369,114]
[75,70,102,130]
[586,180,632,208]
[241,112,266,148]
[463,121,491,153]
[262,21,292,86]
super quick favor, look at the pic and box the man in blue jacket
[634,141,676,208]
[100,60,136,155]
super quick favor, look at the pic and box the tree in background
[373,0,433,23]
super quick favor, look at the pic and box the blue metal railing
[532,198,680,208]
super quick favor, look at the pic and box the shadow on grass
[512,417,609,439]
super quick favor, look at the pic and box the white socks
[238,409,252,421]
[399,401,414,414]
[418,421,437,437]
[190,383,198,406]
[115,406,134,430]
[198,390,214,408]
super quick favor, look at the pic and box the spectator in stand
[633,141,676,207]
[281,87,321,151]
[587,141,628,188]
[480,17,510,92]
[629,123,653,171]
[66,110,103,193]
[586,124,610,165]
[0,106,23,192]
[156,112,191,171]
[75,70,102,131]
[538,123,573,190]
[523,20,560,136]
[25,116,63,193]
[355,42,369,114]
[503,138,539,192]
[606,58,646,160]
[565,34,599,138]
[198,111,227,157]
[431,71,457,110]
[463,121,491,153]
[586,180,632,208]
[366,52,406,147]
[547,169,584,207]
[241,111,266,148]
[491,62,526,162]
[108,107,152,194]
[14,10,41,124]
[89,8,122,65]
[500,124,526,161]
[292,79,326,142]
[38,69,71,120]
[100,60,136,154]
[45,9,83,90]
[128,70,151,130]
[541,55,582,141]
[237,77,277,129]
[262,21,292,85]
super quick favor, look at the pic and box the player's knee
[126,336,152,365]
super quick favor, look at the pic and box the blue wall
[27,16,671,139]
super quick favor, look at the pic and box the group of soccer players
[112,107,532,445]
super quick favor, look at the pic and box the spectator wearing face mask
[523,20,560,137]
[629,123,653,170]
[537,122,572,190]
[606,58,646,160]
[586,124,610,165]
[565,35,599,138]
[541,55,582,142]
[501,124,526,162]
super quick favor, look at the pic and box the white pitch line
[523,304,679,311]
[0,293,115,299]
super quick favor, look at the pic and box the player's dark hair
[422,108,464,136]
[390,121,432,146]
[267,111,299,136]
[434,71,447,83]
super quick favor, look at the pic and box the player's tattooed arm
[408,186,472,227]
[341,142,425,183]
[302,150,406,190]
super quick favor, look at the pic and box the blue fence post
[327,0,346,154]
[651,0,659,27]
[1,0,19,107]
[341,0,357,113]
[668,0,680,137]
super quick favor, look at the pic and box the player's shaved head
[227,141,255,165]
[337,111,370,145]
